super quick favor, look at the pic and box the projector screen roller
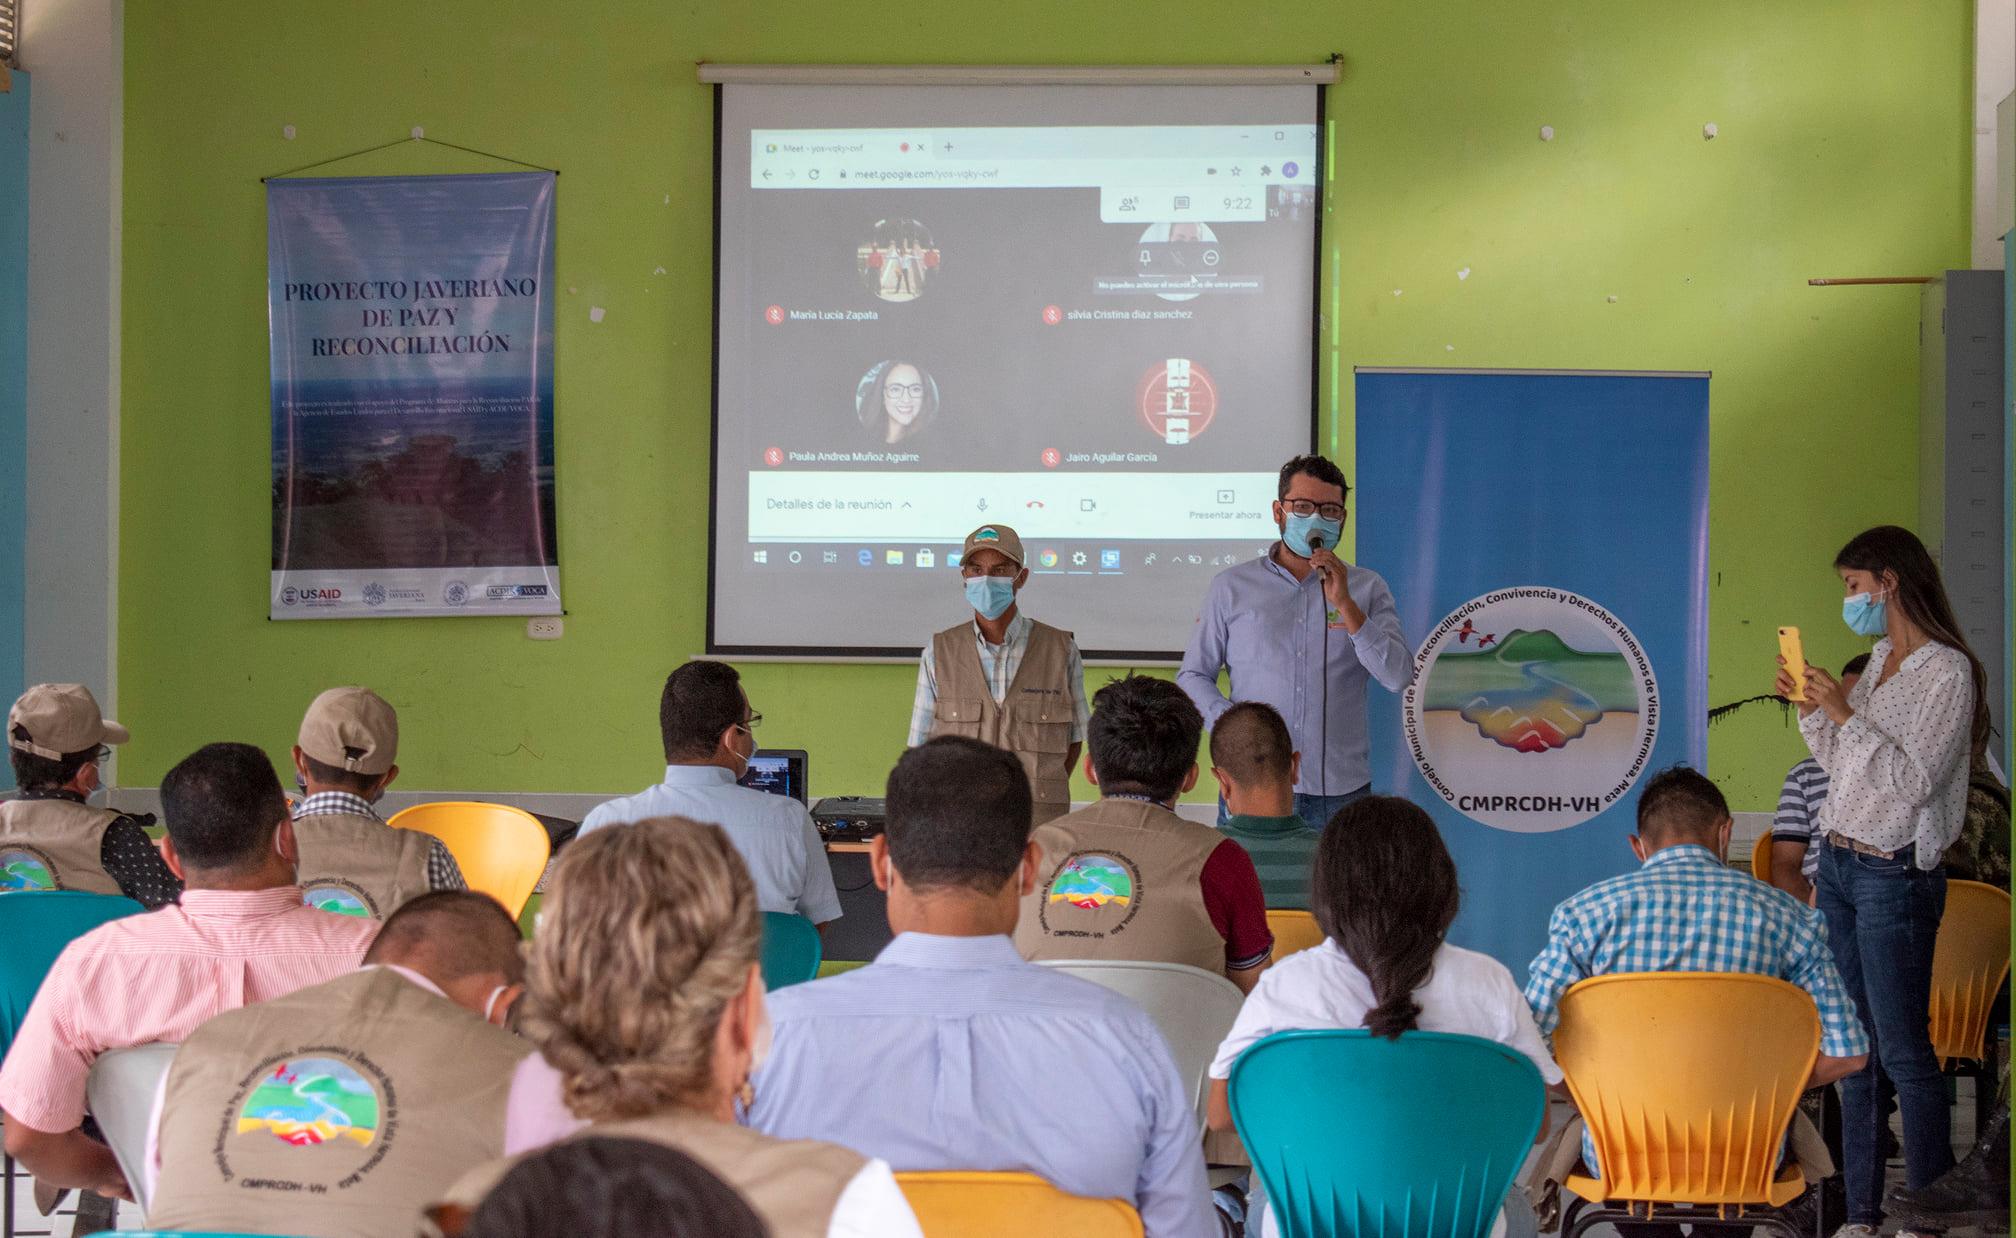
[711,81,1321,657]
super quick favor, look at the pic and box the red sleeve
[1201,839,1273,970]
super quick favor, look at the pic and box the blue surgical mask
[965,575,1016,620]
[1282,513,1344,559]
[1842,590,1889,637]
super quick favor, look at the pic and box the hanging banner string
[262,134,558,182]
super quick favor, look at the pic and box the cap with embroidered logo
[961,524,1025,569]
[7,684,129,761]
[297,687,399,776]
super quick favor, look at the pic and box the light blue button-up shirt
[1177,546,1414,795]
[745,933,1216,1238]
[577,765,842,923]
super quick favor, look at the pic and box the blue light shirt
[1178,547,1413,796]
[578,765,842,923]
[745,933,1216,1238]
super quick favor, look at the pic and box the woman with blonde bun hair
[441,818,922,1238]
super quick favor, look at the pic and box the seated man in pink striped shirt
[0,742,377,1201]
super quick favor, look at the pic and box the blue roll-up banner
[1357,369,1708,976]
[268,172,559,619]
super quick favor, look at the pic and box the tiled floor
[2,1086,2002,1235]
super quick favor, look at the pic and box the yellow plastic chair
[895,1171,1142,1238]
[1553,973,1819,1237]
[1749,831,1774,882]
[1266,908,1325,960]
[388,801,550,919]
[1929,879,2010,1137]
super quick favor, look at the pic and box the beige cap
[961,524,1025,569]
[297,686,399,775]
[7,684,129,761]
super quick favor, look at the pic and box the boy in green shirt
[1211,701,1324,909]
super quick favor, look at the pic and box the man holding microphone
[1179,455,1413,826]
[910,524,1088,824]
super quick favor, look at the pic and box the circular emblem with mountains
[302,880,376,918]
[1402,587,1658,834]
[0,846,58,893]
[236,1056,380,1148]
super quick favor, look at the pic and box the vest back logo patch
[1038,850,1144,940]
[0,845,59,893]
[236,1056,379,1148]
[302,878,378,919]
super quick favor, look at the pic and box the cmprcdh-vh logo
[1402,586,1658,834]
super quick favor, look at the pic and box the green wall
[120,1,1973,806]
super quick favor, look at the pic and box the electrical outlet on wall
[527,617,564,640]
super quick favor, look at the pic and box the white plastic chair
[1035,959,1245,1129]
[85,1042,179,1213]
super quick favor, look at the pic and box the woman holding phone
[1777,525,1988,1238]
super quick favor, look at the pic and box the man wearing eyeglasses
[577,659,841,931]
[910,525,1088,824]
[1,683,181,906]
[1179,455,1414,828]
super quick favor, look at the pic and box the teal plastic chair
[760,912,823,989]
[0,890,145,1238]
[1228,1029,1546,1238]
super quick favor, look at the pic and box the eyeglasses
[92,746,111,765]
[885,384,925,400]
[741,713,763,731]
[960,564,1019,579]
[1283,499,1346,521]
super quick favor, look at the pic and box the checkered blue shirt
[1524,844,1867,1059]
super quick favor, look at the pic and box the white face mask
[482,985,513,1026]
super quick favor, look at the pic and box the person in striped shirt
[1769,654,1868,904]
[1210,701,1322,910]
[0,742,375,1202]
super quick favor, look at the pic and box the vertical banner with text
[1358,369,1708,976]
[269,172,559,619]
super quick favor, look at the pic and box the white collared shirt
[577,765,842,922]
[1800,637,1974,865]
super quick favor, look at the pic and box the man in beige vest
[1013,675,1274,993]
[1,683,180,906]
[291,686,464,919]
[910,524,1087,824]
[146,891,532,1238]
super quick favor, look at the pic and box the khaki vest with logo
[928,619,1076,823]
[1012,798,1229,977]
[149,967,530,1238]
[442,1109,864,1238]
[294,811,434,921]
[0,797,123,896]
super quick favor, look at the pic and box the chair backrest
[761,911,823,989]
[1036,959,1244,1127]
[1267,908,1326,960]
[87,1042,180,1211]
[1929,879,2012,1063]
[387,801,551,917]
[896,1170,1143,1238]
[1553,972,1818,1204]
[0,890,145,1056]
[1750,830,1773,881]
[1228,1029,1545,1238]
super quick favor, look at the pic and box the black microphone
[1309,531,1330,796]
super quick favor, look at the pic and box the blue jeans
[1815,840,1952,1224]
[1217,784,1370,828]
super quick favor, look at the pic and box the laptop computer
[737,748,809,806]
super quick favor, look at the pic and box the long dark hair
[1312,796,1460,1039]
[1834,525,1991,760]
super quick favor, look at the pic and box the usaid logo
[281,586,342,607]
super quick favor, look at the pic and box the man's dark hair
[1842,652,1871,678]
[883,738,1033,892]
[1088,676,1203,803]
[1634,765,1730,844]
[158,742,289,871]
[1210,701,1294,786]
[1277,453,1351,502]
[465,1137,767,1238]
[300,751,378,796]
[659,661,747,762]
[367,890,526,983]
[8,740,97,793]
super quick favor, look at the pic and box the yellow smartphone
[1778,626,1806,702]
